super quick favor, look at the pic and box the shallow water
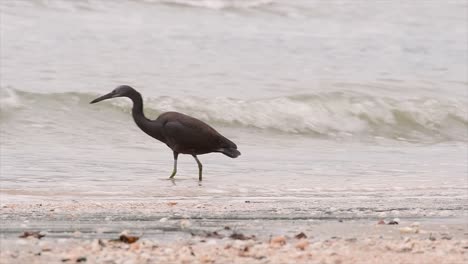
[0,0,467,219]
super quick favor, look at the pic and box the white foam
[155,0,274,10]
[0,88,23,112]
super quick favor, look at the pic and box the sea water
[0,0,467,219]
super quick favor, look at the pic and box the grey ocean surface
[0,0,467,219]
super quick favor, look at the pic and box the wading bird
[90,85,240,181]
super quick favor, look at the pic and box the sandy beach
[1,200,466,264]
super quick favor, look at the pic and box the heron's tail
[219,148,241,158]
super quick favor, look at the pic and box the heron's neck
[129,92,165,142]
[130,92,147,121]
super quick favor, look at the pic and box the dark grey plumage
[90,85,240,181]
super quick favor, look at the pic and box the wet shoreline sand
[1,199,467,263]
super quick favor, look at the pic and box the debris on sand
[377,220,386,225]
[230,233,255,240]
[196,231,224,239]
[19,231,45,239]
[118,234,140,244]
[167,202,178,206]
[206,231,223,239]
[294,232,307,239]
[76,257,87,262]
[440,233,452,240]
[388,220,399,225]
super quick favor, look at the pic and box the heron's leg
[169,151,179,179]
[192,155,203,181]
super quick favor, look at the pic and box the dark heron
[90,85,240,181]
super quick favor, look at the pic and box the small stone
[295,232,307,239]
[270,236,286,247]
[199,255,214,264]
[19,231,45,239]
[230,233,254,240]
[39,241,52,252]
[206,239,217,245]
[180,219,191,229]
[377,220,386,225]
[91,239,102,251]
[295,239,309,250]
[399,227,415,234]
[130,242,141,251]
[159,217,168,223]
[119,234,139,244]
[441,234,452,240]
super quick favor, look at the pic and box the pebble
[180,219,191,229]
[399,227,416,234]
[159,217,168,223]
[270,236,286,247]
[91,239,102,251]
[206,239,217,245]
[199,255,214,264]
[295,232,307,239]
[295,239,309,250]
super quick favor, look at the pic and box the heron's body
[91,85,240,181]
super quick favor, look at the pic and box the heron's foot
[169,170,177,179]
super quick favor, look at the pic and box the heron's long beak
[90,91,118,104]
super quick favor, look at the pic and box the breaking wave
[2,89,467,142]
[152,0,274,10]
[9,0,275,11]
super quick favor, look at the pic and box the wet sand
[1,199,467,263]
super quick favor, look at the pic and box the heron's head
[90,85,137,104]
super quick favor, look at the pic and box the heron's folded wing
[163,118,223,151]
